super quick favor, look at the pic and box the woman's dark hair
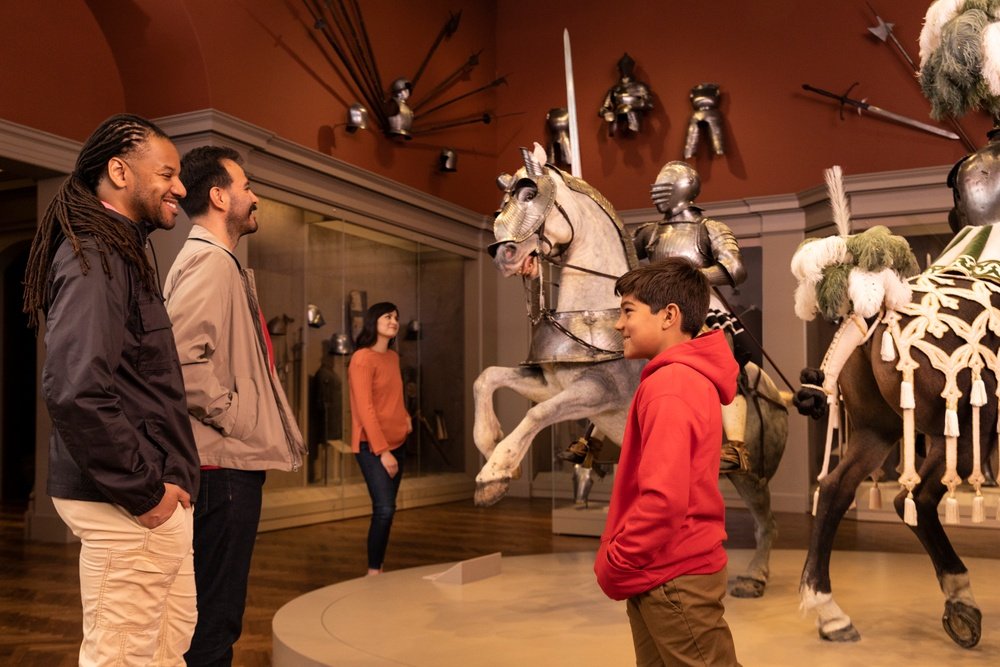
[22,113,169,327]
[355,301,399,349]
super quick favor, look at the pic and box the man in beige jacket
[164,146,305,666]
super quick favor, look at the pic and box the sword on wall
[802,83,959,141]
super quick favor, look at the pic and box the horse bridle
[531,200,622,282]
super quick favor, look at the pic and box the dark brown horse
[796,270,1000,647]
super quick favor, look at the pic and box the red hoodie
[594,329,738,601]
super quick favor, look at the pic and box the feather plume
[790,236,849,283]
[794,280,819,321]
[817,264,852,321]
[920,0,966,65]
[824,166,851,237]
[848,269,886,319]
[882,269,914,310]
[983,22,1000,96]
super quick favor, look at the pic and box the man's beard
[131,183,174,230]
[227,203,258,239]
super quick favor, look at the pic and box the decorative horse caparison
[473,143,790,597]
[795,229,1000,648]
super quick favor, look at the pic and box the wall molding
[0,117,80,173]
[156,109,491,254]
[619,163,954,240]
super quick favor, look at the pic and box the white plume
[983,22,1000,96]
[790,236,849,283]
[794,281,819,321]
[848,269,886,319]
[882,269,914,310]
[920,0,965,65]
[824,165,851,237]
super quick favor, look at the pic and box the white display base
[551,503,608,536]
[848,480,1000,529]
[273,549,1000,666]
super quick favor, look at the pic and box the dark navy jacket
[42,214,199,515]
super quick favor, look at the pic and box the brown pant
[626,568,739,667]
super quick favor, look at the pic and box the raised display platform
[272,549,1000,666]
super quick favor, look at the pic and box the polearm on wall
[802,83,960,141]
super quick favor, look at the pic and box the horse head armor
[490,146,558,256]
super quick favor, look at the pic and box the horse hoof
[942,600,982,648]
[729,576,766,599]
[474,478,511,507]
[819,623,860,643]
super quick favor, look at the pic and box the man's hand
[137,482,191,529]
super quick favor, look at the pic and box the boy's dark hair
[179,146,244,218]
[615,257,710,336]
[355,301,399,349]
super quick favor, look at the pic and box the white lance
[563,29,582,178]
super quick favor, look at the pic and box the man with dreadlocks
[23,114,200,666]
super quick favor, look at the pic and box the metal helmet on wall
[346,103,369,133]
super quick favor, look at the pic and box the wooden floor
[2,497,997,666]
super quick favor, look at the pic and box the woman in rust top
[348,302,412,575]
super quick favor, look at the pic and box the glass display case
[247,197,468,492]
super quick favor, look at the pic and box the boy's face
[616,294,673,359]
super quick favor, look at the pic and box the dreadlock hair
[179,145,243,218]
[23,114,169,328]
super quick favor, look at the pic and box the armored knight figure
[634,161,750,472]
[683,83,725,159]
[599,53,653,136]
[386,77,414,139]
[545,107,572,168]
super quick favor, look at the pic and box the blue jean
[356,442,406,570]
[184,468,265,667]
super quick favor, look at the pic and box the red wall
[494,0,994,211]
[1,1,993,214]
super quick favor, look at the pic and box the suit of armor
[546,107,572,168]
[639,161,749,472]
[683,83,725,159]
[387,78,414,139]
[599,53,653,136]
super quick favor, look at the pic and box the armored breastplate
[388,103,413,137]
[523,309,624,365]
[646,221,711,267]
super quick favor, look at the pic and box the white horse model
[473,143,642,506]
[474,144,790,597]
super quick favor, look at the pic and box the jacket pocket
[136,299,176,373]
[229,375,260,440]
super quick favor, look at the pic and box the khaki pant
[53,498,196,667]
[626,568,739,667]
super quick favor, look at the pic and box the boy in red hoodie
[595,257,740,666]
